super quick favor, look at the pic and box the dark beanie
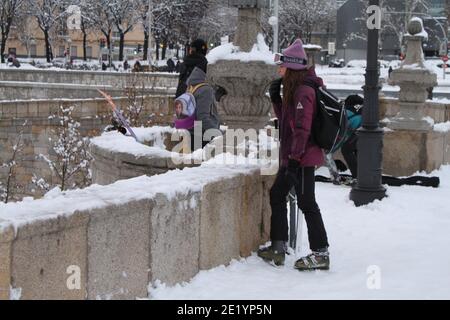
[191,39,208,55]
[345,95,364,108]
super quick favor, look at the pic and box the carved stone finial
[407,19,423,35]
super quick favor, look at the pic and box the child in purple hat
[174,93,196,130]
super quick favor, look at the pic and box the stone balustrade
[0,96,174,200]
[0,69,178,100]
[0,164,274,300]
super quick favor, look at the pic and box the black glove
[110,118,127,136]
[285,159,300,186]
[117,126,127,136]
[269,78,283,104]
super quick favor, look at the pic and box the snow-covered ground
[149,165,450,300]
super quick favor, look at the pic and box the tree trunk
[44,30,52,62]
[155,39,160,60]
[143,30,149,61]
[119,32,125,61]
[83,31,88,61]
[1,34,6,63]
[104,32,112,66]
[161,41,167,60]
[185,41,190,58]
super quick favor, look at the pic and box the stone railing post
[389,18,438,131]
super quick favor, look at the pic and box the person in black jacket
[175,39,208,98]
[167,58,176,73]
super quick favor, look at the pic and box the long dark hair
[283,68,309,107]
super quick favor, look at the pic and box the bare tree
[279,0,337,45]
[199,0,237,46]
[37,105,92,192]
[342,0,432,52]
[0,121,27,204]
[137,0,151,61]
[138,0,211,61]
[70,0,97,61]
[0,0,24,63]
[27,0,68,62]
[381,0,432,51]
[104,0,141,61]
[122,73,147,127]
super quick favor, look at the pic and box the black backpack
[305,83,349,154]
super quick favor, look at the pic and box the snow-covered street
[149,166,450,300]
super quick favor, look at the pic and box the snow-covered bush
[34,106,93,192]
[0,121,27,203]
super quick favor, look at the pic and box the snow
[434,122,450,133]
[1,121,450,299]
[315,60,450,91]
[423,116,435,126]
[91,127,279,168]
[304,44,322,50]
[0,126,279,232]
[207,34,274,65]
[149,165,450,300]
[0,63,39,70]
[9,287,22,300]
[0,163,261,233]
[90,129,197,162]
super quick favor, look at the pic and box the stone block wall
[90,135,193,186]
[380,98,450,123]
[0,69,178,100]
[383,130,450,176]
[0,96,174,200]
[0,69,178,87]
[379,98,450,176]
[0,166,274,300]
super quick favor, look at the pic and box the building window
[30,45,37,57]
[8,48,16,55]
[86,46,93,59]
[59,46,65,57]
[71,46,77,58]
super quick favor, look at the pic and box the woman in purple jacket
[258,39,330,271]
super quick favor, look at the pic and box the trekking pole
[295,205,304,257]
[325,153,340,184]
[288,188,297,250]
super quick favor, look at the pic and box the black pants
[270,167,329,252]
[342,133,358,178]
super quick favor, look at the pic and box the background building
[336,0,449,63]
[5,17,148,62]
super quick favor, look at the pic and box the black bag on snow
[305,83,349,154]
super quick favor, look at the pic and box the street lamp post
[350,0,387,207]
[343,43,347,64]
[273,0,279,53]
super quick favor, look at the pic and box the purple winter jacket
[174,114,195,130]
[273,68,324,168]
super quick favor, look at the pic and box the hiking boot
[295,250,330,271]
[257,241,286,266]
